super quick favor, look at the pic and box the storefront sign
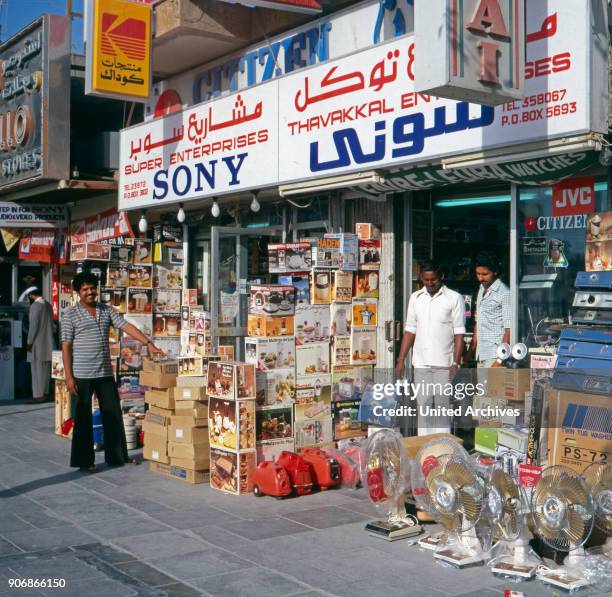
[0,15,70,191]
[85,0,152,101]
[119,84,279,209]
[525,214,589,232]
[415,0,525,105]
[217,0,321,14]
[551,177,595,217]
[0,202,68,228]
[18,229,55,263]
[0,228,20,251]
[70,208,134,244]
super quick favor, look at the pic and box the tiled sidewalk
[0,401,607,597]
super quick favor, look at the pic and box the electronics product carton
[352,298,377,327]
[350,326,377,365]
[178,355,220,376]
[182,289,198,306]
[210,448,256,494]
[294,304,331,345]
[255,406,293,443]
[487,368,530,401]
[296,342,331,380]
[208,397,256,452]
[310,269,331,304]
[255,368,296,408]
[312,237,341,269]
[143,435,169,464]
[247,314,295,337]
[249,285,295,316]
[245,337,295,371]
[355,271,380,299]
[144,388,176,410]
[332,400,366,441]
[142,358,178,376]
[268,243,312,273]
[358,240,381,270]
[140,370,177,390]
[331,270,354,302]
[356,223,381,240]
[206,361,256,400]
[331,365,374,401]
[324,233,358,270]
[149,461,209,484]
[331,335,351,367]
[294,418,333,448]
[474,428,499,457]
[256,437,295,463]
[278,275,310,304]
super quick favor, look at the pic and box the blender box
[206,361,256,400]
[294,304,331,345]
[356,223,381,240]
[332,365,374,401]
[331,270,354,302]
[210,448,257,495]
[310,270,331,304]
[358,240,382,270]
[352,299,378,327]
[296,342,331,379]
[268,243,312,273]
[278,275,310,305]
[247,314,295,337]
[332,400,366,441]
[324,233,358,271]
[249,285,295,316]
[350,326,377,365]
[255,368,296,408]
[295,418,333,448]
[312,237,341,269]
[208,397,256,452]
[153,264,183,289]
[355,271,380,298]
[245,337,296,371]
[255,406,293,443]
[330,303,351,336]
[331,335,352,367]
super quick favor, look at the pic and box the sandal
[79,465,98,473]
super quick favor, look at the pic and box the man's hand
[491,360,503,368]
[395,358,406,379]
[449,363,459,381]
[66,376,78,396]
[147,343,165,357]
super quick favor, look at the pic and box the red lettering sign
[70,208,134,245]
[552,177,595,217]
[18,229,55,263]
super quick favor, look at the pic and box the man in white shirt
[395,261,466,435]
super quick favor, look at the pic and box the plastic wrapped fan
[325,447,360,490]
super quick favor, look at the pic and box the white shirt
[405,285,466,368]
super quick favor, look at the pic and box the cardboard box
[247,314,295,337]
[149,461,209,484]
[168,422,209,444]
[350,326,377,365]
[294,304,331,346]
[70,243,110,262]
[497,428,529,453]
[401,433,464,460]
[176,375,208,389]
[51,351,65,380]
[145,388,176,410]
[487,368,530,401]
[312,237,341,269]
[268,243,312,273]
[217,345,235,360]
[475,428,499,457]
[140,370,177,390]
[208,397,255,452]
[325,233,358,271]
[296,342,330,379]
[256,406,293,443]
[142,358,178,376]
[278,275,310,305]
[249,285,295,316]
[332,400,366,441]
[255,369,296,408]
[352,299,377,327]
[548,389,612,474]
[206,361,256,400]
[295,385,331,406]
[153,288,181,313]
[358,240,381,270]
[175,385,207,400]
[245,337,295,371]
[170,456,210,471]
[143,435,169,463]
[144,410,170,432]
[153,243,184,265]
[331,365,374,401]
[330,304,351,336]
[331,270,353,302]
[256,438,295,463]
[356,223,381,240]
[54,381,72,438]
[310,269,331,304]
[127,288,153,314]
[331,335,351,367]
[178,355,220,376]
[175,401,208,419]
[153,263,182,289]
[129,264,153,288]
[295,418,333,448]
[168,443,210,470]
[182,289,198,306]
[171,412,207,428]
[355,271,380,299]
[148,405,174,418]
[295,395,331,421]
[210,449,256,494]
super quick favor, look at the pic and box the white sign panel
[0,203,68,228]
[120,84,279,210]
[277,0,596,183]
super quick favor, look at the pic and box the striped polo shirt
[60,302,127,379]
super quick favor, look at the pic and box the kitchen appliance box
[176,375,208,389]
[178,355,221,377]
[350,327,377,365]
[208,397,256,453]
[332,400,366,441]
[149,461,210,484]
[182,289,199,306]
[278,275,310,304]
[331,336,352,367]
[356,223,381,240]
[310,269,332,304]
[294,304,331,345]
[206,361,257,400]
[153,243,184,265]
[70,243,111,262]
[311,237,340,269]
[352,299,378,327]
[141,358,178,376]
[128,264,153,288]
[255,368,296,408]
[325,233,359,271]
[249,285,295,316]
[268,243,312,273]
[331,270,354,302]
[355,271,380,298]
[245,337,296,371]
[295,397,332,422]
[358,240,382,270]
[295,385,331,406]
[295,418,333,448]
[152,289,181,312]
[255,406,293,443]
[153,264,183,289]
[143,435,169,464]
[247,314,295,337]
[330,303,351,336]
[210,448,257,495]
[256,437,296,463]
[296,342,331,379]
[332,366,374,401]
[487,368,531,401]
[548,389,612,474]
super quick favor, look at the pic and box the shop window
[517,182,608,344]
[0,264,12,306]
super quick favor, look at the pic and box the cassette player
[571,309,612,326]
[551,369,612,396]
[557,339,612,360]
[573,291,612,310]
[575,271,612,289]
[560,326,612,344]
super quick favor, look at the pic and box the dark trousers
[70,377,128,468]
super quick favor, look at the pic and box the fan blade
[564,508,586,544]
[535,514,560,542]
[458,489,481,521]
[445,461,474,487]
[426,465,443,495]
[437,510,456,530]
[534,474,563,505]
[558,476,589,508]
[600,465,612,488]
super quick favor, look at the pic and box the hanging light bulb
[138,211,148,233]
[250,192,260,213]
[211,198,220,218]
[177,203,186,223]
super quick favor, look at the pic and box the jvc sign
[552,177,595,217]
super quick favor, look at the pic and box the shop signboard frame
[0,203,67,228]
[0,15,71,192]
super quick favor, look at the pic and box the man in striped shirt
[61,272,163,472]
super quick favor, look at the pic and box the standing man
[24,287,54,404]
[472,252,511,372]
[395,261,465,435]
[61,272,163,472]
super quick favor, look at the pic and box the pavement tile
[71,543,137,564]
[81,516,171,540]
[189,567,308,597]
[154,583,204,597]
[111,531,211,561]
[219,517,311,541]
[6,553,106,582]
[281,506,369,529]
[151,549,255,581]
[114,561,177,587]
[14,511,68,530]
[40,577,137,597]
[149,507,242,530]
[0,539,21,558]
[0,514,35,533]
[1,527,96,553]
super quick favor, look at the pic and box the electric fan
[583,461,612,557]
[411,437,472,551]
[486,467,541,580]
[532,465,595,591]
[363,429,422,541]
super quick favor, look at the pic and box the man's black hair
[420,260,441,274]
[474,252,501,274]
[72,272,100,292]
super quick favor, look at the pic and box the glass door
[210,226,284,359]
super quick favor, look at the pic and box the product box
[153,289,181,313]
[255,369,296,408]
[256,437,295,463]
[118,374,143,400]
[175,386,208,401]
[312,237,341,269]
[153,223,183,244]
[100,285,127,313]
[182,288,199,306]
[295,385,331,406]
[586,211,612,242]
[548,389,612,474]
[255,406,293,442]
[210,448,256,494]
[153,313,181,337]
[278,275,310,305]
[154,338,181,359]
[295,395,331,421]
[401,433,463,460]
[249,285,295,316]
[54,381,72,437]
[208,397,255,452]
[178,355,220,377]
[174,401,209,419]
[294,304,330,345]
[331,270,354,302]
[324,233,358,271]
[497,428,529,453]
[350,326,377,365]
[207,361,257,400]
[474,428,498,457]
[153,264,182,288]
[149,405,174,418]
[471,395,508,425]
[168,441,210,465]
[358,240,381,270]
[133,239,153,264]
[355,271,380,298]
[120,339,146,373]
[296,342,330,379]
[331,335,352,367]
[247,314,295,337]
[70,243,111,262]
[585,239,612,271]
[110,246,133,264]
[129,264,153,288]
[126,288,153,314]
[487,368,530,401]
[180,332,212,357]
[169,455,210,472]
[217,345,235,360]
[352,299,377,327]
[143,412,171,438]
[268,242,312,273]
[332,400,366,441]
[142,358,179,376]
[107,263,130,287]
[245,337,295,371]
[51,351,65,380]
[330,303,351,336]
[356,223,381,240]
[145,388,176,410]
[181,308,210,334]
[143,435,169,464]
[294,418,333,448]
[176,375,208,389]
[140,370,177,391]
[124,314,153,339]
[310,269,331,304]
[168,421,209,444]
[149,461,209,484]
[154,243,184,265]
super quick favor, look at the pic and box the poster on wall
[585,211,612,271]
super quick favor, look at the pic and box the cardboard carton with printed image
[247,314,295,337]
[331,270,354,302]
[294,304,330,345]
[295,418,333,448]
[278,275,310,304]
[332,400,366,441]
[331,335,352,367]
[350,326,377,365]
[330,303,351,336]
[210,448,256,495]
[153,288,181,313]
[128,264,152,288]
[208,397,255,452]
[352,298,377,327]
[249,285,295,316]
[153,264,183,288]
[268,242,312,273]
[207,361,256,400]
[296,342,330,380]
[324,233,358,271]
[256,437,296,463]
[358,239,381,270]
[355,271,380,298]
[245,337,295,371]
[256,406,293,443]
[255,368,295,408]
[310,269,332,304]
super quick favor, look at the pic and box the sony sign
[414,0,525,105]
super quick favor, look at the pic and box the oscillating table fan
[583,461,612,558]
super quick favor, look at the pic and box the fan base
[434,548,484,568]
[490,562,536,580]
[537,570,590,591]
[417,533,446,551]
[365,520,423,541]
